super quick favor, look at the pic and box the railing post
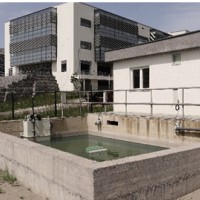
[54,91,57,117]
[103,91,107,112]
[87,92,90,113]
[79,90,82,116]
[125,90,127,116]
[150,89,153,116]
[11,92,14,120]
[182,88,185,120]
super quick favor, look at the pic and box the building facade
[5,3,169,91]
[0,48,4,76]
[105,31,200,117]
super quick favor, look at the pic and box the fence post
[182,88,185,120]
[79,90,82,116]
[11,92,14,120]
[54,91,57,117]
[87,92,90,113]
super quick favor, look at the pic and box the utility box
[22,118,51,141]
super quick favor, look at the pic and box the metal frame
[61,87,200,118]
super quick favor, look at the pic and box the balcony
[79,70,113,81]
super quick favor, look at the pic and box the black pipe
[54,91,57,116]
[11,92,14,120]
[32,96,36,142]
[176,127,200,132]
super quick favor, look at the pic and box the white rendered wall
[54,3,96,91]
[4,22,10,76]
[113,48,200,117]
[53,3,75,91]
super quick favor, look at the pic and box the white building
[105,31,200,117]
[5,3,169,91]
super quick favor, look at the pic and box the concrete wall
[0,120,22,136]
[87,113,200,147]
[93,144,200,200]
[113,48,200,117]
[1,130,200,200]
[51,116,88,137]
[0,131,95,200]
[1,114,200,199]
[1,114,200,146]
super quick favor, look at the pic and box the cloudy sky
[0,2,200,47]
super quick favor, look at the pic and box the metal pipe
[176,127,200,132]
[11,92,14,120]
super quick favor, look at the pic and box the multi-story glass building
[0,48,4,76]
[5,3,169,91]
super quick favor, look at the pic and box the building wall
[113,48,200,116]
[4,2,169,91]
[52,3,75,91]
[5,22,10,76]
[53,3,96,91]
[0,50,4,76]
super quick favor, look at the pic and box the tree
[70,72,82,91]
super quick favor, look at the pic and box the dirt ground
[178,189,200,200]
[0,182,45,200]
[0,170,45,200]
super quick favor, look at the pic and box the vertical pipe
[11,92,14,120]
[182,88,185,120]
[32,95,36,142]
[125,90,127,116]
[87,92,90,113]
[103,91,107,112]
[79,90,82,116]
[150,89,153,116]
[54,91,57,117]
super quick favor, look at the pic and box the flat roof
[105,30,200,62]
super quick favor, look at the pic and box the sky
[1,2,200,47]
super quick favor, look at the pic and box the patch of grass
[0,187,4,194]
[0,170,17,185]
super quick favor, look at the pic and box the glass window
[143,68,149,88]
[80,18,91,28]
[61,60,67,72]
[133,69,140,88]
[80,41,91,50]
[132,67,149,89]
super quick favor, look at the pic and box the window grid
[10,7,57,66]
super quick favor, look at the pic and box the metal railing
[1,86,200,120]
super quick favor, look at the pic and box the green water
[39,135,167,162]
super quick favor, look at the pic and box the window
[172,53,181,65]
[132,67,149,89]
[80,18,91,28]
[80,41,91,50]
[61,60,67,72]
[133,69,140,88]
[142,68,149,88]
